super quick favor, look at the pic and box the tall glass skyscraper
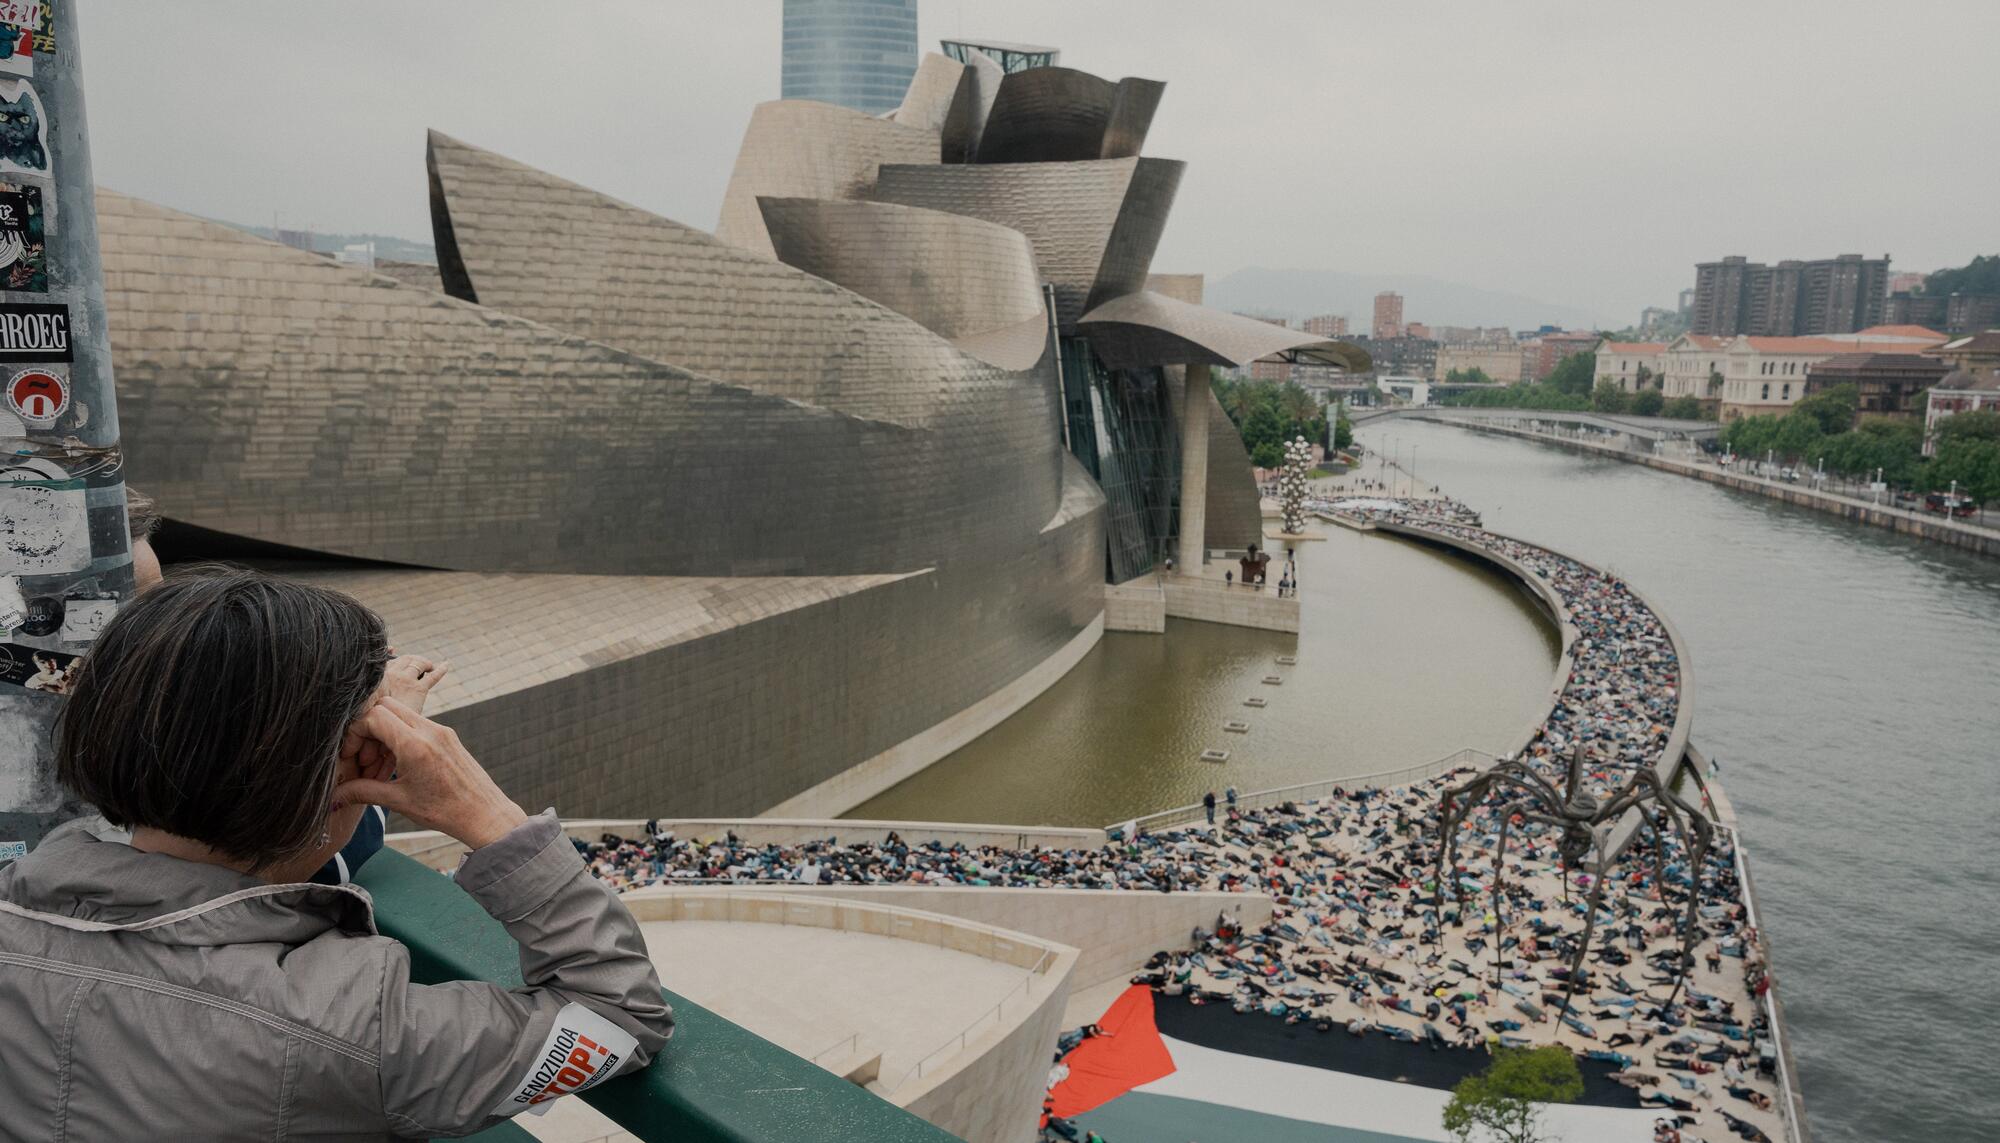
[781,0,920,115]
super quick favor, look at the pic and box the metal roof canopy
[1077,290,1372,373]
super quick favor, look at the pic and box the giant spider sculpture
[1432,744,1716,1024]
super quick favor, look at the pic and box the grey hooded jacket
[0,810,674,1141]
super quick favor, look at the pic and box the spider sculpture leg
[1557,835,1614,1027]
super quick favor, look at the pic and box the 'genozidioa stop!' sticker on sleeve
[490,1002,641,1118]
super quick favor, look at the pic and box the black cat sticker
[0,79,45,177]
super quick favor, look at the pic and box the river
[854,418,1998,1143]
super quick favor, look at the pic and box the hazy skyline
[83,0,1998,328]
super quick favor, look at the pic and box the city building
[1520,331,1601,382]
[1404,320,1431,340]
[1372,291,1403,339]
[781,0,920,115]
[1888,271,1927,295]
[1638,306,1676,336]
[1677,287,1695,316]
[1883,289,1999,335]
[1803,353,1950,419]
[1303,313,1348,338]
[1660,333,1732,404]
[101,49,1365,844]
[1435,341,1524,383]
[1594,341,1667,392]
[1345,334,1437,379]
[1690,254,1890,336]
[1713,335,1932,421]
[1924,367,2000,453]
[1931,330,2000,373]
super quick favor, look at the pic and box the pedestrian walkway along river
[1350,419,2000,1143]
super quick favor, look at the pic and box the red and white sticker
[6,366,64,426]
[490,1002,640,1118]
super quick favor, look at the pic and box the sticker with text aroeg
[6,364,61,423]
[490,1003,639,1118]
[0,302,66,360]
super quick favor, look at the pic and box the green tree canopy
[1630,389,1665,416]
[1662,396,1705,420]
[1792,382,1859,435]
[1922,254,2000,298]
[1251,440,1282,469]
[1445,366,1494,385]
[1930,438,2000,506]
[1545,353,1595,397]
[1935,408,2000,444]
[1216,376,1329,460]
[1590,381,1630,413]
[1332,400,1354,450]
[1442,1046,1583,1143]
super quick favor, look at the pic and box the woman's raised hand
[334,697,526,849]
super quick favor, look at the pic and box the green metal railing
[354,849,959,1143]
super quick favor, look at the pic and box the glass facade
[939,40,1061,74]
[1060,337,1180,583]
[781,0,921,116]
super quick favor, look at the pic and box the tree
[1590,381,1629,413]
[1663,396,1704,420]
[1635,364,1655,390]
[1630,389,1664,416]
[1332,400,1354,450]
[1441,1046,1583,1143]
[1792,382,1858,435]
[1935,408,2000,445]
[1930,437,2000,507]
[1921,254,2000,298]
[1545,353,1595,397]
[1771,410,1823,461]
[1251,441,1282,469]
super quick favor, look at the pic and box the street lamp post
[0,4,133,861]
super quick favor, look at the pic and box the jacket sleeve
[375,810,674,1138]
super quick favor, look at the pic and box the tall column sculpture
[1175,362,1211,572]
[0,1,132,861]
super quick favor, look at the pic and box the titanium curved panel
[428,131,1044,431]
[1100,78,1167,160]
[758,197,1044,341]
[1078,290,1373,372]
[714,100,938,258]
[97,191,956,578]
[975,66,1116,164]
[104,188,1109,821]
[891,52,976,161]
[1204,386,1267,551]
[960,48,1005,161]
[872,157,1184,328]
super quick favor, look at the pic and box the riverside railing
[354,849,958,1143]
[878,947,1055,1095]
[1110,747,1498,836]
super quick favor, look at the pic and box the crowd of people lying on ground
[570,512,1780,1139]
[1316,493,1484,528]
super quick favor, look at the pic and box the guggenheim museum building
[103,47,1365,820]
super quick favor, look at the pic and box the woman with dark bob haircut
[0,568,673,1139]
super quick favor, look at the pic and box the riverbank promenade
[1396,411,2000,559]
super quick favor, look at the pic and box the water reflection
[849,523,1558,827]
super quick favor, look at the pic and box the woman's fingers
[334,777,409,817]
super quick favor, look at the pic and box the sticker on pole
[6,365,62,424]
[0,455,86,575]
[489,1003,640,1118]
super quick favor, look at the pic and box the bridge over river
[1353,404,1722,444]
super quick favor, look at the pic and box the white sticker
[0,840,25,862]
[57,596,113,642]
[1,457,87,575]
[489,1002,639,1119]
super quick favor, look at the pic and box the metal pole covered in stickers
[0,0,131,862]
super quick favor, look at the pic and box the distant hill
[215,220,438,265]
[1207,267,1609,332]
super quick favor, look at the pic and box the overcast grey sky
[81,1,1998,326]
